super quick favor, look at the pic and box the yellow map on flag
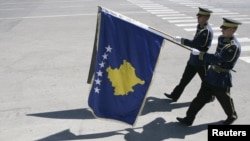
[106,60,145,96]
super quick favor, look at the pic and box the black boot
[176,117,193,126]
[223,113,238,125]
[164,93,177,102]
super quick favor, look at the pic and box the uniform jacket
[200,35,241,88]
[181,23,213,66]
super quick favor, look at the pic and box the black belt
[212,65,230,73]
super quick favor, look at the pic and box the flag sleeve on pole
[88,7,165,125]
[87,7,102,84]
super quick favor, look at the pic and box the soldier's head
[220,17,242,37]
[196,7,213,24]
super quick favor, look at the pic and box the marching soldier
[176,18,242,126]
[164,7,214,102]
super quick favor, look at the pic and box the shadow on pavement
[35,117,223,141]
[30,96,210,140]
[27,108,94,120]
[141,96,191,115]
[124,118,223,141]
[27,96,190,119]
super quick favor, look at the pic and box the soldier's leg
[197,66,215,102]
[215,87,237,124]
[177,82,212,125]
[170,63,197,100]
[186,82,212,117]
[196,65,208,81]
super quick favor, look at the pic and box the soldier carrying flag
[164,7,215,102]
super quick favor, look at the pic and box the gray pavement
[1,0,250,141]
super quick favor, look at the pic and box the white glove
[173,36,182,42]
[191,48,200,55]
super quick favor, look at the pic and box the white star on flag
[96,70,103,77]
[94,87,100,93]
[105,45,112,52]
[95,78,102,85]
[102,53,108,60]
[99,61,105,68]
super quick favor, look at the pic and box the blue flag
[88,9,164,125]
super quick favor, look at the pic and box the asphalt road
[0,0,250,141]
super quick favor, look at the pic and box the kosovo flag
[88,8,165,125]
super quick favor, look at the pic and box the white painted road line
[168,19,196,23]
[241,46,250,51]
[162,16,193,20]
[212,37,250,44]
[156,14,186,17]
[176,23,197,27]
[240,57,250,63]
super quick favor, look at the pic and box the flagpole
[149,27,192,51]
[87,6,102,84]
[149,27,174,39]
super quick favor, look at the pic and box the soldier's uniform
[177,18,242,126]
[164,7,213,101]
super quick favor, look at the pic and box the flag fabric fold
[88,8,165,125]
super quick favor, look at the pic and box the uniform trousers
[170,62,207,100]
[185,81,237,122]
